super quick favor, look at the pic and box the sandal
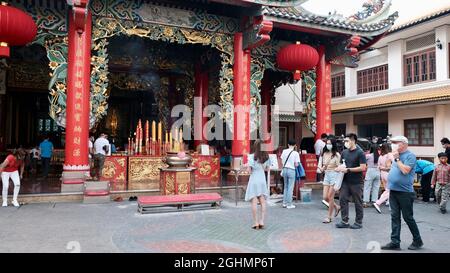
[259,224,265,229]
[334,206,341,217]
[322,218,332,223]
[252,225,260,230]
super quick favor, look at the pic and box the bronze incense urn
[163,151,193,168]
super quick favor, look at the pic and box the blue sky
[301,0,450,25]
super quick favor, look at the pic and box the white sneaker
[322,200,330,208]
[373,203,382,214]
[282,203,287,208]
[286,204,296,209]
[2,202,7,207]
[12,200,20,207]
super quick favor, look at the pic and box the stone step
[84,181,110,191]
[61,183,84,193]
[83,181,111,204]
[83,195,111,204]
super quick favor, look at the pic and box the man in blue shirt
[415,159,435,202]
[39,136,53,178]
[381,136,423,251]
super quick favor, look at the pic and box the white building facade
[329,8,450,160]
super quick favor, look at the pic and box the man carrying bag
[280,140,301,209]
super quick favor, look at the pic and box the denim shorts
[323,171,338,186]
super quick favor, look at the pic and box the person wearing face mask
[381,136,423,251]
[373,143,394,213]
[363,144,381,207]
[335,133,367,229]
[318,138,341,223]
[372,136,379,145]
[440,138,450,161]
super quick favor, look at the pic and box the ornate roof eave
[209,0,308,7]
[262,9,399,38]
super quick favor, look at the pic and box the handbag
[295,163,305,180]
[280,150,294,177]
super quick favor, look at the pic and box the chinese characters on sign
[325,65,332,131]
[72,35,84,158]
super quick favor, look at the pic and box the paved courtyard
[0,191,449,253]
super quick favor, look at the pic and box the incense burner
[163,151,193,168]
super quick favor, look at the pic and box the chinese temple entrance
[95,36,222,149]
[3,36,224,195]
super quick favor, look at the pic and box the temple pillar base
[61,170,88,180]
[61,169,88,193]
[83,181,111,204]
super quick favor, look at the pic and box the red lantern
[277,42,319,80]
[0,3,37,57]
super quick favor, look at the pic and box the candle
[152,121,156,141]
[165,132,168,144]
[158,122,162,142]
[169,131,173,150]
[179,128,183,142]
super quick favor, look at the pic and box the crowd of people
[0,133,114,207]
[2,129,449,250]
[243,133,450,251]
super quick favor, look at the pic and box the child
[30,145,40,174]
[431,153,450,214]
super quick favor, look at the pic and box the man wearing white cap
[381,136,423,251]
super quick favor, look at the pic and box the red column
[63,8,92,173]
[194,64,209,148]
[261,75,273,152]
[315,45,332,141]
[201,71,209,141]
[232,33,251,163]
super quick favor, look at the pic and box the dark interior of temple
[0,35,226,194]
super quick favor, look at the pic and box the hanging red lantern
[277,42,319,80]
[0,2,37,57]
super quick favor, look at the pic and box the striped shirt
[431,163,450,186]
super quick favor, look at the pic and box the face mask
[344,142,350,149]
[391,144,399,151]
[326,144,332,150]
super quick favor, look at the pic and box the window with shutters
[404,118,434,146]
[404,48,436,85]
[357,64,389,94]
[331,73,345,98]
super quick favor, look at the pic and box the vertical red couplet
[63,9,92,171]
[315,45,332,141]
